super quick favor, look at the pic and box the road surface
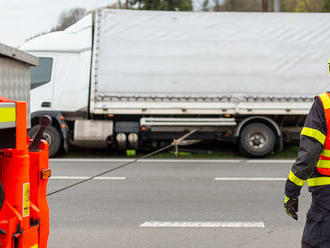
[47,159,309,248]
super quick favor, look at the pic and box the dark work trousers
[302,186,330,248]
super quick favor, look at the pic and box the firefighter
[284,61,330,248]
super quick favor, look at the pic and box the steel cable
[47,129,198,197]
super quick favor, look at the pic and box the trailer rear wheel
[239,123,275,158]
[28,125,61,157]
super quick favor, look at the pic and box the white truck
[21,9,330,157]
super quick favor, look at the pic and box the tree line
[111,0,330,12]
[27,0,330,39]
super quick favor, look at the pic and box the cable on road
[47,129,198,196]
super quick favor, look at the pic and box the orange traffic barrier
[0,99,50,248]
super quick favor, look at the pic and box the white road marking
[140,159,242,163]
[94,176,126,180]
[139,221,265,228]
[50,159,135,162]
[246,160,293,164]
[50,158,242,163]
[50,158,293,163]
[215,177,286,181]
[50,176,126,180]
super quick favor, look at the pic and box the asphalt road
[47,159,310,248]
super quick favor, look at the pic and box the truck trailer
[21,9,330,157]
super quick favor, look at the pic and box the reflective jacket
[285,92,329,198]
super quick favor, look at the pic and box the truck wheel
[239,123,276,158]
[28,125,61,157]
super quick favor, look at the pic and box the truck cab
[21,15,93,156]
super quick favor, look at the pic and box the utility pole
[274,0,280,12]
[262,0,268,11]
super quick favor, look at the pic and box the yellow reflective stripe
[30,245,38,248]
[308,177,330,187]
[288,170,306,187]
[0,107,16,123]
[317,159,330,168]
[321,149,330,157]
[319,92,330,110]
[301,127,326,145]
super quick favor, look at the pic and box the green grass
[150,149,241,159]
[269,145,298,159]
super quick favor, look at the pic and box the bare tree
[51,8,87,32]
[202,0,210,11]
[127,0,193,10]
[26,31,49,42]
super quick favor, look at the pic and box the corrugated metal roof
[0,43,38,66]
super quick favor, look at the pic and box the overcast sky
[0,0,209,48]
[0,0,118,47]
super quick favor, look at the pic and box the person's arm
[284,96,326,219]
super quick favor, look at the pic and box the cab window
[30,57,53,89]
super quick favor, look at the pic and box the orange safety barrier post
[0,99,50,248]
[29,140,50,248]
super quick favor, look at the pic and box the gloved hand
[284,195,298,221]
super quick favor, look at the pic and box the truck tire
[28,125,61,157]
[239,123,276,158]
